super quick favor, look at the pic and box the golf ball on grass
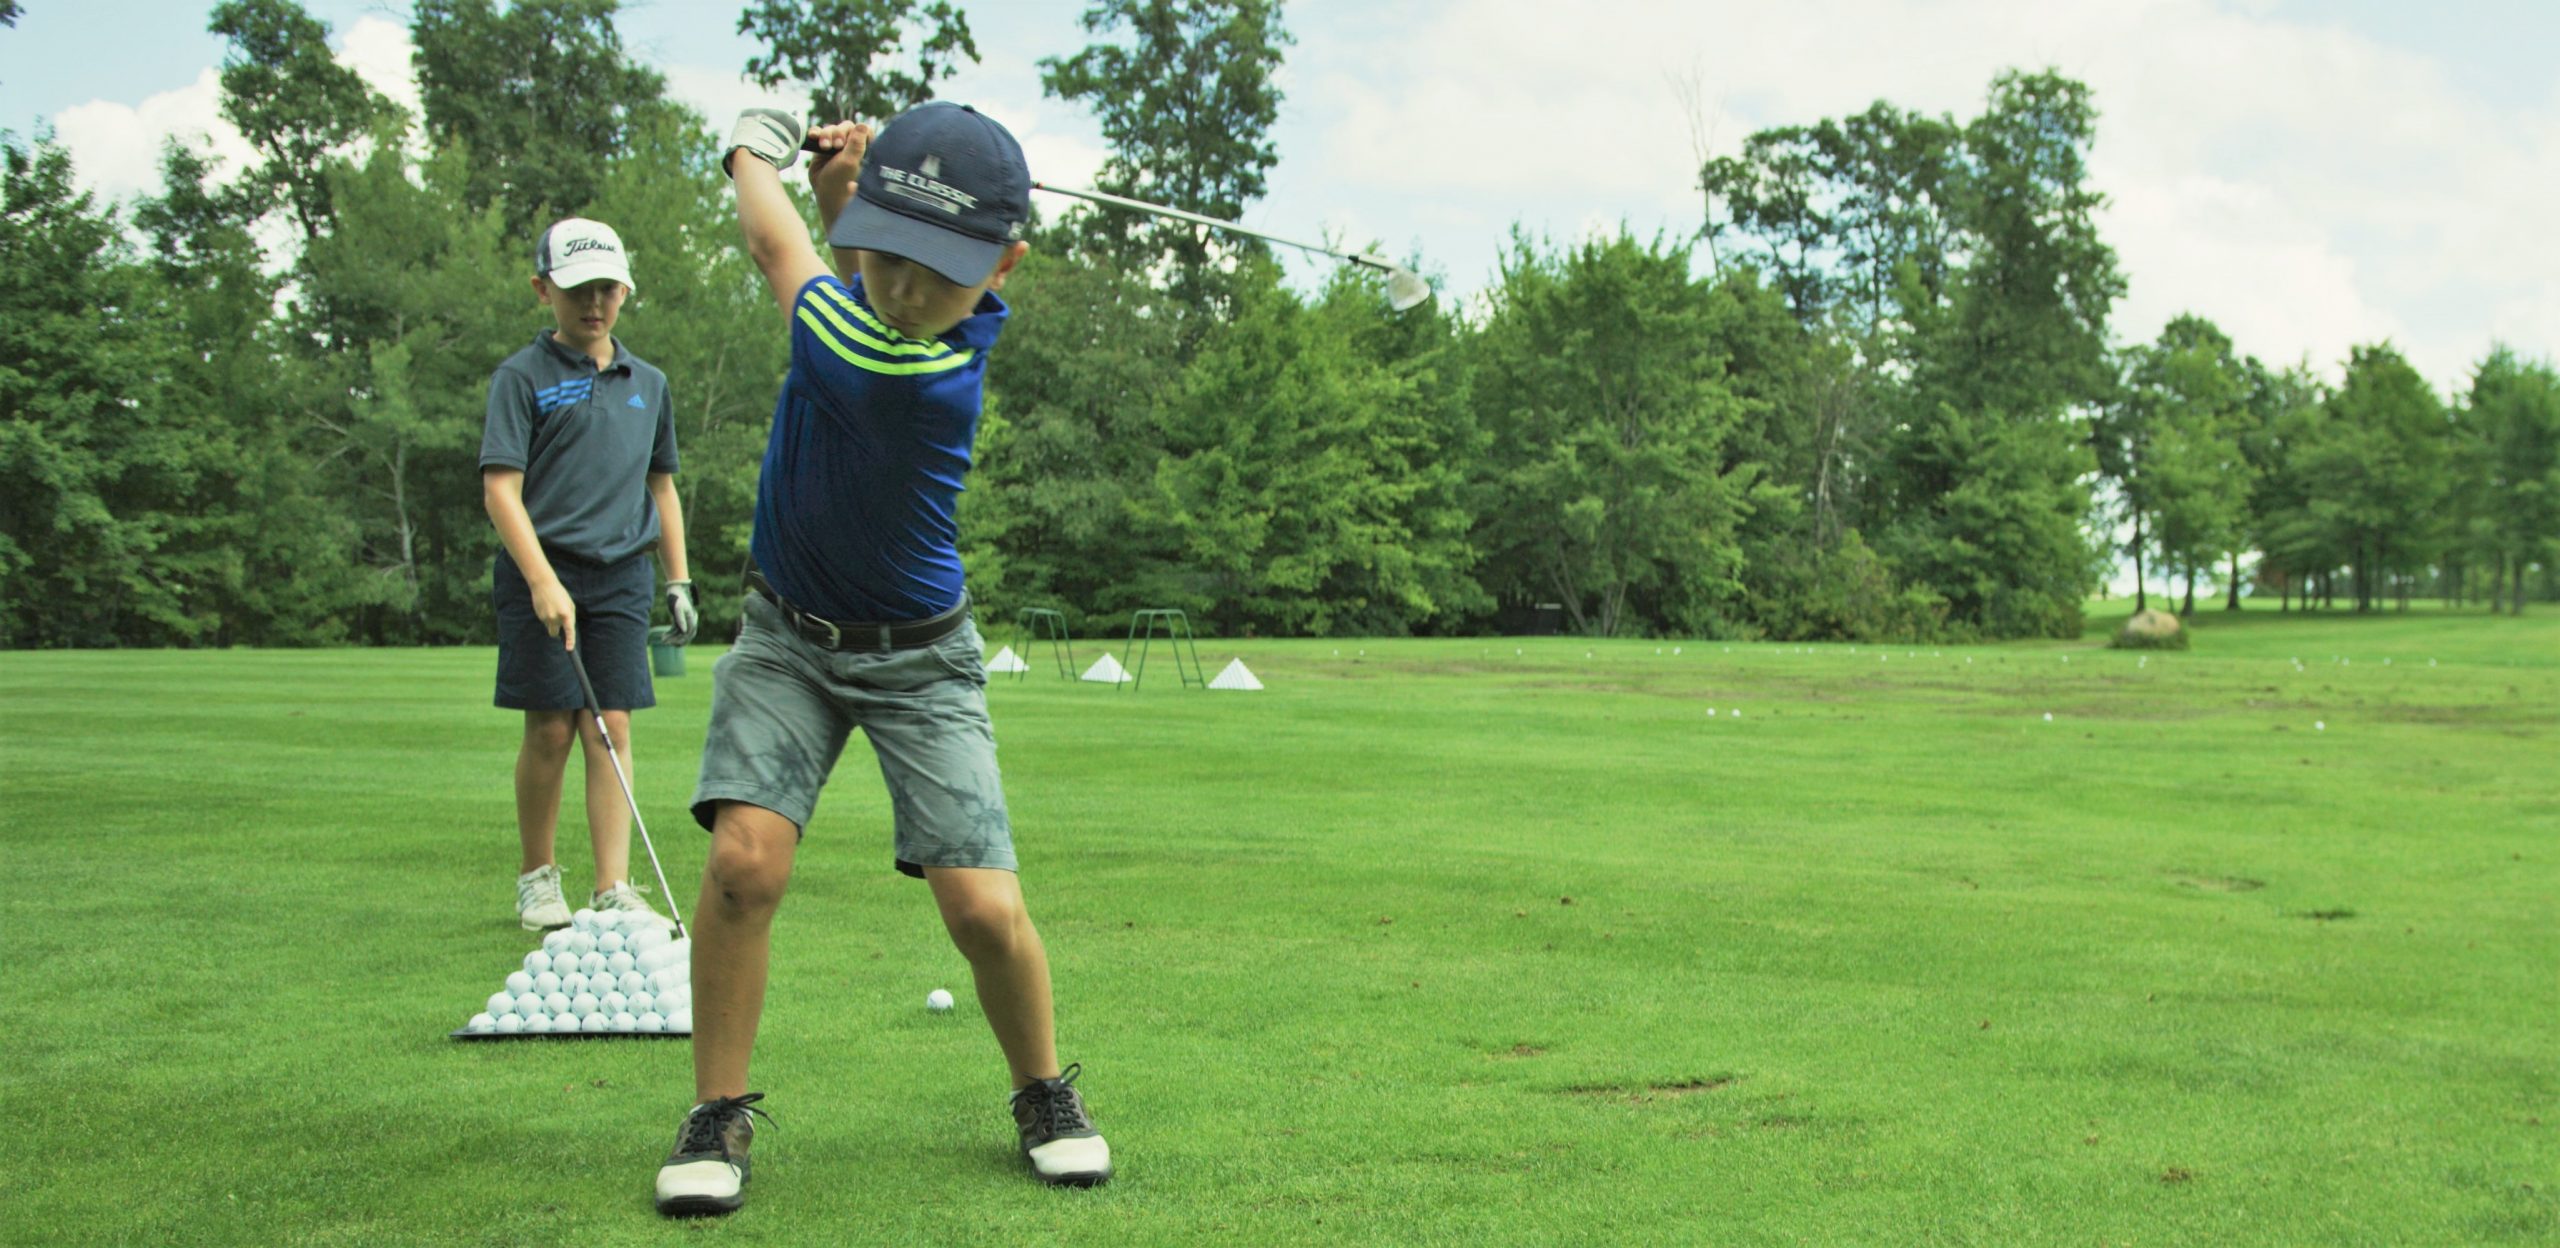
[505,971,534,996]
[926,988,955,1013]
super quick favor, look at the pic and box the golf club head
[1384,267,1433,313]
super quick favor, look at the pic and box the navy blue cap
[827,101,1031,287]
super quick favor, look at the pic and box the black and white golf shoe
[655,1092,771,1217]
[1010,1064,1111,1187]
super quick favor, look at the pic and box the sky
[5,0,2557,393]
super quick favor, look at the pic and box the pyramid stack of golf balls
[462,908,692,1036]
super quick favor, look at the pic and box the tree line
[2,0,2553,650]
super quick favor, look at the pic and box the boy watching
[479,217,693,931]
[651,104,1109,1218]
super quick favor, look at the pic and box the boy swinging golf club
[653,102,1109,1217]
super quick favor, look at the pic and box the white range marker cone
[1080,653,1133,684]
[986,644,1029,674]
[1208,658,1263,691]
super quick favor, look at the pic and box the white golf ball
[2043,712,2055,722]
[606,951,636,976]
[494,1012,524,1033]
[579,1013,609,1033]
[566,932,596,957]
[486,991,514,1017]
[637,1011,665,1033]
[542,928,573,955]
[608,1012,638,1033]
[579,952,608,977]
[534,971,562,996]
[522,950,551,977]
[521,992,554,1019]
[505,971,534,996]
[524,1014,554,1034]
[561,971,590,996]
[631,928,670,957]
[571,992,601,1019]
[926,988,955,1013]
[467,1012,496,1034]
[600,991,629,1016]
[656,987,689,1015]
[572,908,599,932]
[598,930,627,956]
[667,1009,693,1032]
[544,992,573,1017]
[618,971,648,998]
[628,990,654,1016]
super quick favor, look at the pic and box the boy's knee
[523,712,577,758]
[942,892,1027,960]
[705,815,793,912]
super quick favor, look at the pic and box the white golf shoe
[656,1093,769,1217]
[516,864,571,930]
[1011,1064,1112,1187]
[592,880,673,926]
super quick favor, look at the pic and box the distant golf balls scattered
[927,988,955,1013]
[461,907,687,1036]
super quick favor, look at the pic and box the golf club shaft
[567,645,686,938]
[1028,182,1399,272]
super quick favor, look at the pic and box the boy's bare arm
[730,150,830,317]
[482,468,578,651]
[807,121,870,278]
[647,472,689,584]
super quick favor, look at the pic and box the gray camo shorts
[689,591,1014,877]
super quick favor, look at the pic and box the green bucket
[648,625,685,677]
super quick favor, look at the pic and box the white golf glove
[663,580,699,646]
[723,108,805,178]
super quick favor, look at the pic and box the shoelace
[1016,1064,1092,1137]
[679,1093,774,1158]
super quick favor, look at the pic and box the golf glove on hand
[723,109,804,178]
[663,580,698,646]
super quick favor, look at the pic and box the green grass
[4,604,2554,1245]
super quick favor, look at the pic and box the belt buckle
[810,615,842,650]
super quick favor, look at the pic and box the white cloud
[48,16,419,206]
[1266,0,2560,384]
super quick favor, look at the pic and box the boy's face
[533,275,628,343]
[846,243,1029,341]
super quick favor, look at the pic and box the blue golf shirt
[750,273,1004,622]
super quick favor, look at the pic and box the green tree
[738,0,978,124]
[209,0,399,243]
[2463,347,2560,613]
[2103,315,2252,615]
[1469,231,1753,637]
[1039,0,1291,314]
[0,134,208,645]
[2300,345,2451,612]
[412,0,671,230]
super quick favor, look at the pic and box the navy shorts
[493,550,657,712]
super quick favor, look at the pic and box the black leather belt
[746,569,968,652]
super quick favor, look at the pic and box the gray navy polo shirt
[479,331,679,565]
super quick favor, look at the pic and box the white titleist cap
[536,217,634,291]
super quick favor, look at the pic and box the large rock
[2112,607,2188,650]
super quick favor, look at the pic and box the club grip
[566,645,605,720]
[800,135,824,152]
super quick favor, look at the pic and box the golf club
[567,644,686,939]
[794,135,1432,311]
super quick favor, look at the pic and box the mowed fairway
[4,604,2554,1246]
